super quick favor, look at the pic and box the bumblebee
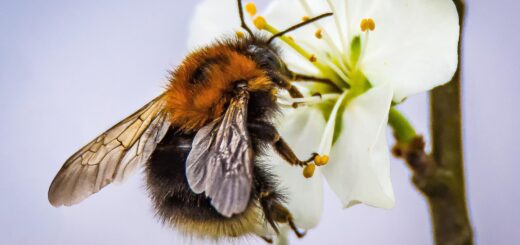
[48,0,333,242]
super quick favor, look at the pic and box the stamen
[245,2,257,16]
[302,48,350,83]
[262,23,322,68]
[303,163,316,178]
[368,19,376,31]
[360,19,368,32]
[360,18,376,32]
[298,0,350,80]
[314,29,323,39]
[326,0,348,59]
[253,16,266,30]
[278,93,340,106]
[302,16,310,21]
[356,18,376,70]
[342,0,352,51]
[247,14,343,87]
[314,155,329,166]
[236,31,245,38]
[309,54,317,62]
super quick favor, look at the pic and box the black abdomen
[145,128,225,222]
[145,126,282,237]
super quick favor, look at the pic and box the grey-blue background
[1,0,518,244]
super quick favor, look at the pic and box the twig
[392,135,472,245]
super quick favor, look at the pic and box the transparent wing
[48,95,171,207]
[186,88,253,217]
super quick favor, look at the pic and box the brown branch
[392,135,472,245]
[393,1,473,245]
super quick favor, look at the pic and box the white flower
[187,0,459,242]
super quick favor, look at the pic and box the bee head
[234,0,332,91]
[246,42,293,95]
[246,44,289,78]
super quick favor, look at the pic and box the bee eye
[247,45,284,71]
[260,52,282,70]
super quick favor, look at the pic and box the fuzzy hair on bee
[48,0,333,242]
[166,38,279,133]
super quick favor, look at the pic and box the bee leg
[259,193,280,234]
[273,73,304,98]
[285,85,305,108]
[274,136,318,167]
[288,218,307,238]
[260,192,307,239]
[259,236,274,244]
[272,73,305,108]
[247,122,316,167]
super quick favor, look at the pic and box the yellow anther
[236,31,245,38]
[287,36,294,41]
[245,2,257,16]
[302,16,310,21]
[314,155,329,166]
[360,18,376,32]
[315,29,323,39]
[253,16,266,30]
[360,19,368,32]
[309,54,317,62]
[367,18,376,31]
[303,163,316,178]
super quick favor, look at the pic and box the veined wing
[186,87,253,217]
[48,94,170,207]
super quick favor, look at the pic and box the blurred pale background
[1,0,518,244]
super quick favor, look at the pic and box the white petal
[269,106,326,229]
[318,92,348,155]
[355,0,460,101]
[187,0,240,49]
[264,0,333,47]
[263,0,340,74]
[320,84,395,209]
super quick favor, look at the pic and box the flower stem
[388,107,416,143]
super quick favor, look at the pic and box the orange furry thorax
[165,44,274,132]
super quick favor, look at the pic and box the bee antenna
[237,0,255,38]
[267,12,333,44]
